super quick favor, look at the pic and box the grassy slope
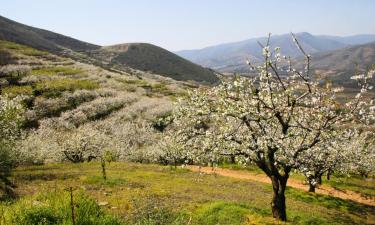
[0,15,99,53]
[1,163,374,225]
[91,43,219,84]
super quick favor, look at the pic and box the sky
[1,0,374,51]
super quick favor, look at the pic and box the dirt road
[186,165,375,206]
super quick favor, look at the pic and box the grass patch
[34,78,99,97]
[31,67,83,76]
[0,191,123,225]
[0,40,48,56]
[1,85,33,97]
[85,176,128,187]
[325,176,375,197]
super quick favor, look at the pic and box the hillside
[90,43,219,84]
[0,15,100,53]
[177,32,375,73]
[300,42,375,87]
[0,15,218,84]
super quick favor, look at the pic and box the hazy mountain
[0,15,218,84]
[317,34,375,45]
[305,41,375,87]
[176,32,375,73]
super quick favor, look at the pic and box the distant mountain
[317,34,375,45]
[0,15,218,84]
[90,43,219,84]
[304,42,375,88]
[176,32,375,73]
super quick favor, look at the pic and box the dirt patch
[187,165,375,206]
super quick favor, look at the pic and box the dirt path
[186,165,375,206]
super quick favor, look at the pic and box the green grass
[325,176,375,197]
[3,162,373,225]
[0,40,48,56]
[0,191,123,225]
[34,78,99,97]
[1,85,33,97]
[31,67,83,76]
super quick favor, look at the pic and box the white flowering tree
[341,130,375,177]
[297,131,349,192]
[0,95,25,197]
[169,34,375,221]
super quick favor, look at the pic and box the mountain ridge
[176,32,375,73]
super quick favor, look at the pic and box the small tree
[169,34,374,221]
[0,95,25,197]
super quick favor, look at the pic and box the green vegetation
[34,78,99,97]
[31,67,83,76]
[1,191,123,225]
[1,85,33,97]
[0,40,48,56]
[1,163,373,225]
[325,176,375,197]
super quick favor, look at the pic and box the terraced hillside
[0,15,219,84]
[0,40,192,164]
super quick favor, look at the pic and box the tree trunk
[326,170,331,181]
[308,182,316,192]
[270,176,287,221]
[101,158,107,180]
[317,174,322,185]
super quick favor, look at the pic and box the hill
[304,42,375,87]
[0,15,218,84]
[0,15,100,53]
[176,32,375,73]
[90,43,219,84]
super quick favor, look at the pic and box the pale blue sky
[1,0,374,51]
